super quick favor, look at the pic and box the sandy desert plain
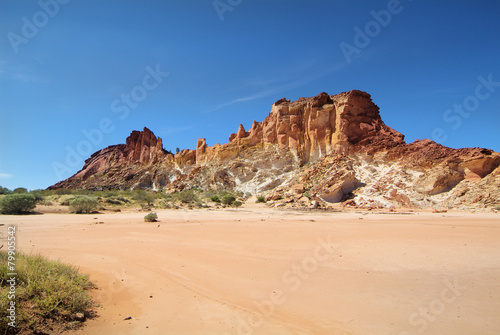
[3,203,500,335]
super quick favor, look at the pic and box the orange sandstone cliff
[49,90,500,211]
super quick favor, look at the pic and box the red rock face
[49,127,173,189]
[125,127,167,164]
[48,91,500,211]
[52,91,404,188]
[227,90,405,163]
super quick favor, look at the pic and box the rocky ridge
[49,90,500,211]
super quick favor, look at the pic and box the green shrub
[0,194,37,214]
[133,190,156,206]
[143,193,156,206]
[12,187,28,194]
[0,251,94,334]
[175,189,198,203]
[233,200,242,207]
[105,198,122,205]
[54,188,74,195]
[0,186,12,195]
[102,190,119,198]
[105,196,130,205]
[30,191,45,203]
[30,189,52,197]
[221,194,236,205]
[60,198,72,206]
[75,189,92,196]
[116,196,130,203]
[256,195,265,203]
[69,196,99,214]
[210,195,220,203]
[157,201,172,209]
[144,212,158,222]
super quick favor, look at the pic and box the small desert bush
[221,194,236,205]
[144,212,158,222]
[0,194,37,214]
[12,187,28,194]
[116,196,130,203]
[133,190,156,206]
[157,201,172,209]
[175,189,198,203]
[30,191,45,203]
[54,188,74,195]
[210,195,220,203]
[69,196,99,214]
[30,189,52,197]
[105,196,130,205]
[102,190,119,198]
[60,197,73,206]
[105,198,122,205]
[0,252,94,334]
[160,193,174,202]
[233,200,242,207]
[0,186,12,195]
[256,195,265,203]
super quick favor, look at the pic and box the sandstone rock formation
[293,139,500,210]
[49,91,500,211]
[224,91,405,163]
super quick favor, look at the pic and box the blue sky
[1,0,499,190]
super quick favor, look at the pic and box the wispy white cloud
[204,91,275,114]
[245,58,318,89]
[0,173,13,179]
[0,57,47,84]
[204,61,348,114]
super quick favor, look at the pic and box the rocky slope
[49,90,500,211]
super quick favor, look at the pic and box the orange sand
[4,205,499,335]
